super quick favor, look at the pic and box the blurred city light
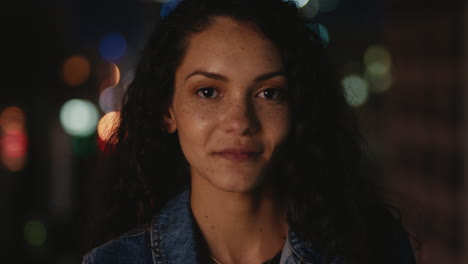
[341,74,369,107]
[366,71,393,93]
[0,106,25,132]
[97,111,120,143]
[305,23,330,47]
[160,0,183,19]
[98,63,120,92]
[293,0,310,8]
[72,135,98,156]
[24,220,47,247]
[0,106,28,172]
[60,99,99,137]
[364,45,393,93]
[2,130,28,159]
[99,86,120,113]
[364,45,392,78]
[317,24,330,46]
[318,0,340,13]
[119,70,135,91]
[62,56,91,87]
[99,32,127,63]
[301,0,319,19]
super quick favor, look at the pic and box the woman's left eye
[257,88,281,100]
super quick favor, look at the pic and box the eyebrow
[185,70,286,83]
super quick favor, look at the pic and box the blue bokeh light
[305,23,330,47]
[160,0,183,19]
[99,32,127,63]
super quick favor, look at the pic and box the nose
[222,97,260,135]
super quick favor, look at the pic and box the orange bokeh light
[98,63,121,92]
[97,111,120,143]
[0,106,25,132]
[62,55,91,86]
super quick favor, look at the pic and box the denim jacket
[82,191,414,264]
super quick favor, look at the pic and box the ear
[162,105,177,133]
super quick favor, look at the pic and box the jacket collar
[151,191,199,264]
[150,190,333,264]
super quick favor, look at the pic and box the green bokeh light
[60,99,99,137]
[364,45,392,78]
[24,220,47,247]
[342,75,369,107]
[366,71,393,93]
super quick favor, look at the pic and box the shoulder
[82,227,153,264]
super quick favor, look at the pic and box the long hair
[86,0,408,263]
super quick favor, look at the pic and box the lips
[213,148,263,162]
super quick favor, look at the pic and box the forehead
[176,16,283,78]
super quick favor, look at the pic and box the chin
[211,169,267,194]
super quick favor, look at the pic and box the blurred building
[379,0,467,263]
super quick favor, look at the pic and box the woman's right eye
[196,87,218,98]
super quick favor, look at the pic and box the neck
[190,176,288,264]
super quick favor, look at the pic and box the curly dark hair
[86,0,411,263]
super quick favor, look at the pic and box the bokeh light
[62,56,91,86]
[2,129,28,159]
[0,106,25,132]
[99,32,127,63]
[342,75,369,107]
[60,99,99,137]
[305,23,330,47]
[301,0,319,19]
[119,70,135,91]
[366,71,393,93]
[99,86,120,113]
[98,63,120,92]
[364,45,392,78]
[160,0,183,19]
[318,0,341,13]
[0,106,28,172]
[72,135,98,156]
[24,220,47,247]
[363,45,393,93]
[293,0,310,8]
[97,111,120,143]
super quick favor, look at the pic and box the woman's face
[166,16,290,193]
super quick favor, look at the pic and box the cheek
[174,99,219,146]
[258,105,290,141]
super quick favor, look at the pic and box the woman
[83,0,416,263]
